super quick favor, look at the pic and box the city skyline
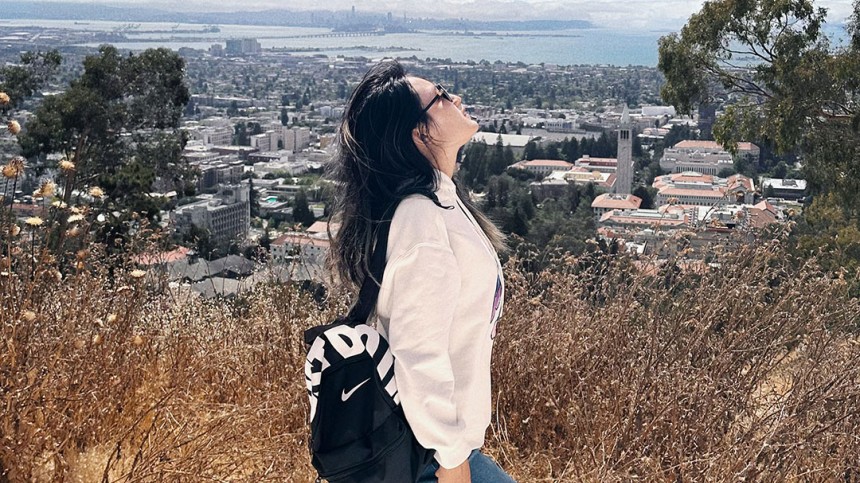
[14,0,856,31]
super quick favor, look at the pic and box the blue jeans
[417,450,516,482]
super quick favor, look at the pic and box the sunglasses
[418,83,454,117]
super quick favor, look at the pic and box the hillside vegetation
[2,235,859,482]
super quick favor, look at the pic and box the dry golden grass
[2,232,860,482]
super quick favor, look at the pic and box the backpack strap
[303,214,393,346]
[345,218,391,326]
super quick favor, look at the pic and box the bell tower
[615,105,633,195]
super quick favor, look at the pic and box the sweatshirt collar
[434,168,457,196]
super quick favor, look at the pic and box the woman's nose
[453,94,462,106]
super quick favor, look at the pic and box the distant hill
[1,2,593,31]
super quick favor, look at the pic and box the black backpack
[304,219,434,482]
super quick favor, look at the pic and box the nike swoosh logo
[341,378,371,402]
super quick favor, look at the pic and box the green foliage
[18,46,191,221]
[659,0,860,281]
[632,185,655,209]
[481,173,598,261]
[249,178,261,218]
[0,50,62,111]
[460,139,516,189]
[659,0,857,154]
[292,188,315,227]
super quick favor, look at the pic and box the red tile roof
[134,246,192,266]
[591,193,643,210]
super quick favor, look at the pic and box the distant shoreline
[0,3,594,31]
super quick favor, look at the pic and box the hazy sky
[22,0,856,30]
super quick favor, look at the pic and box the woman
[328,60,515,483]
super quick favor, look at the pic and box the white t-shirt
[375,169,505,469]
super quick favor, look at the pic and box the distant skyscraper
[615,105,633,195]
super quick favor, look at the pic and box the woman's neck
[420,144,458,178]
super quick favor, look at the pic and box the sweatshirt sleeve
[382,241,472,469]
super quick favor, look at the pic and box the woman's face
[408,76,479,151]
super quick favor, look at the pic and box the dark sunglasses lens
[435,84,452,102]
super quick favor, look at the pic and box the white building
[510,159,574,176]
[575,155,617,174]
[282,127,311,153]
[199,126,233,146]
[471,132,533,156]
[173,184,251,249]
[225,38,261,55]
[660,140,760,176]
[250,131,279,153]
[271,232,330,264]
[591,193,643,217]
[545,118,578,133]
[761,178,807,200]
[652,171,755,206]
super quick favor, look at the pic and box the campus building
[659,140,760,175]
[172,184,251,250]
[652,171,755,207]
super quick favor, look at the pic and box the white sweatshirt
[375,169,505,469]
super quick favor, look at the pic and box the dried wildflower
[58,159,76,172]
[1,165,16,179]
[67,226,82,238]
[76,249,89,260]
[51,200,68,209]
[0,92,10,105]
[73,339,85,350]
[37,181,57,198]
[106,313,117,324]
[75,260,85,270]
[25,217,44,227]
[9,225,20,236]
[130,269,146,279]
[67,214,84,223]
[22,310,36,322]
[92,334,103,346]
[7,120,21,135]
[132,334,145,347]
[89,186,105,198]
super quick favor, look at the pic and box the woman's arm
[381,241,472,469]
[437,460,471,483]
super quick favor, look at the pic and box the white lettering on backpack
[305,325,398,422]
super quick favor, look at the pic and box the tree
[226,100,239,117]
[18,46,191,239]
[259,227,272,254]
[249,177,261,218]
[633,185,656,209]
[293,188,315,227]
[234,123,249,146]
[280,107,289,126]
[658,0,860,213]
[659,0,860,282]
[0,50,62,111]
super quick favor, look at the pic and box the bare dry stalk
[1,225,859,481]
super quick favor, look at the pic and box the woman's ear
[412,125,426,146]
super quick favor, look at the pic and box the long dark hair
[328,60,505,289]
